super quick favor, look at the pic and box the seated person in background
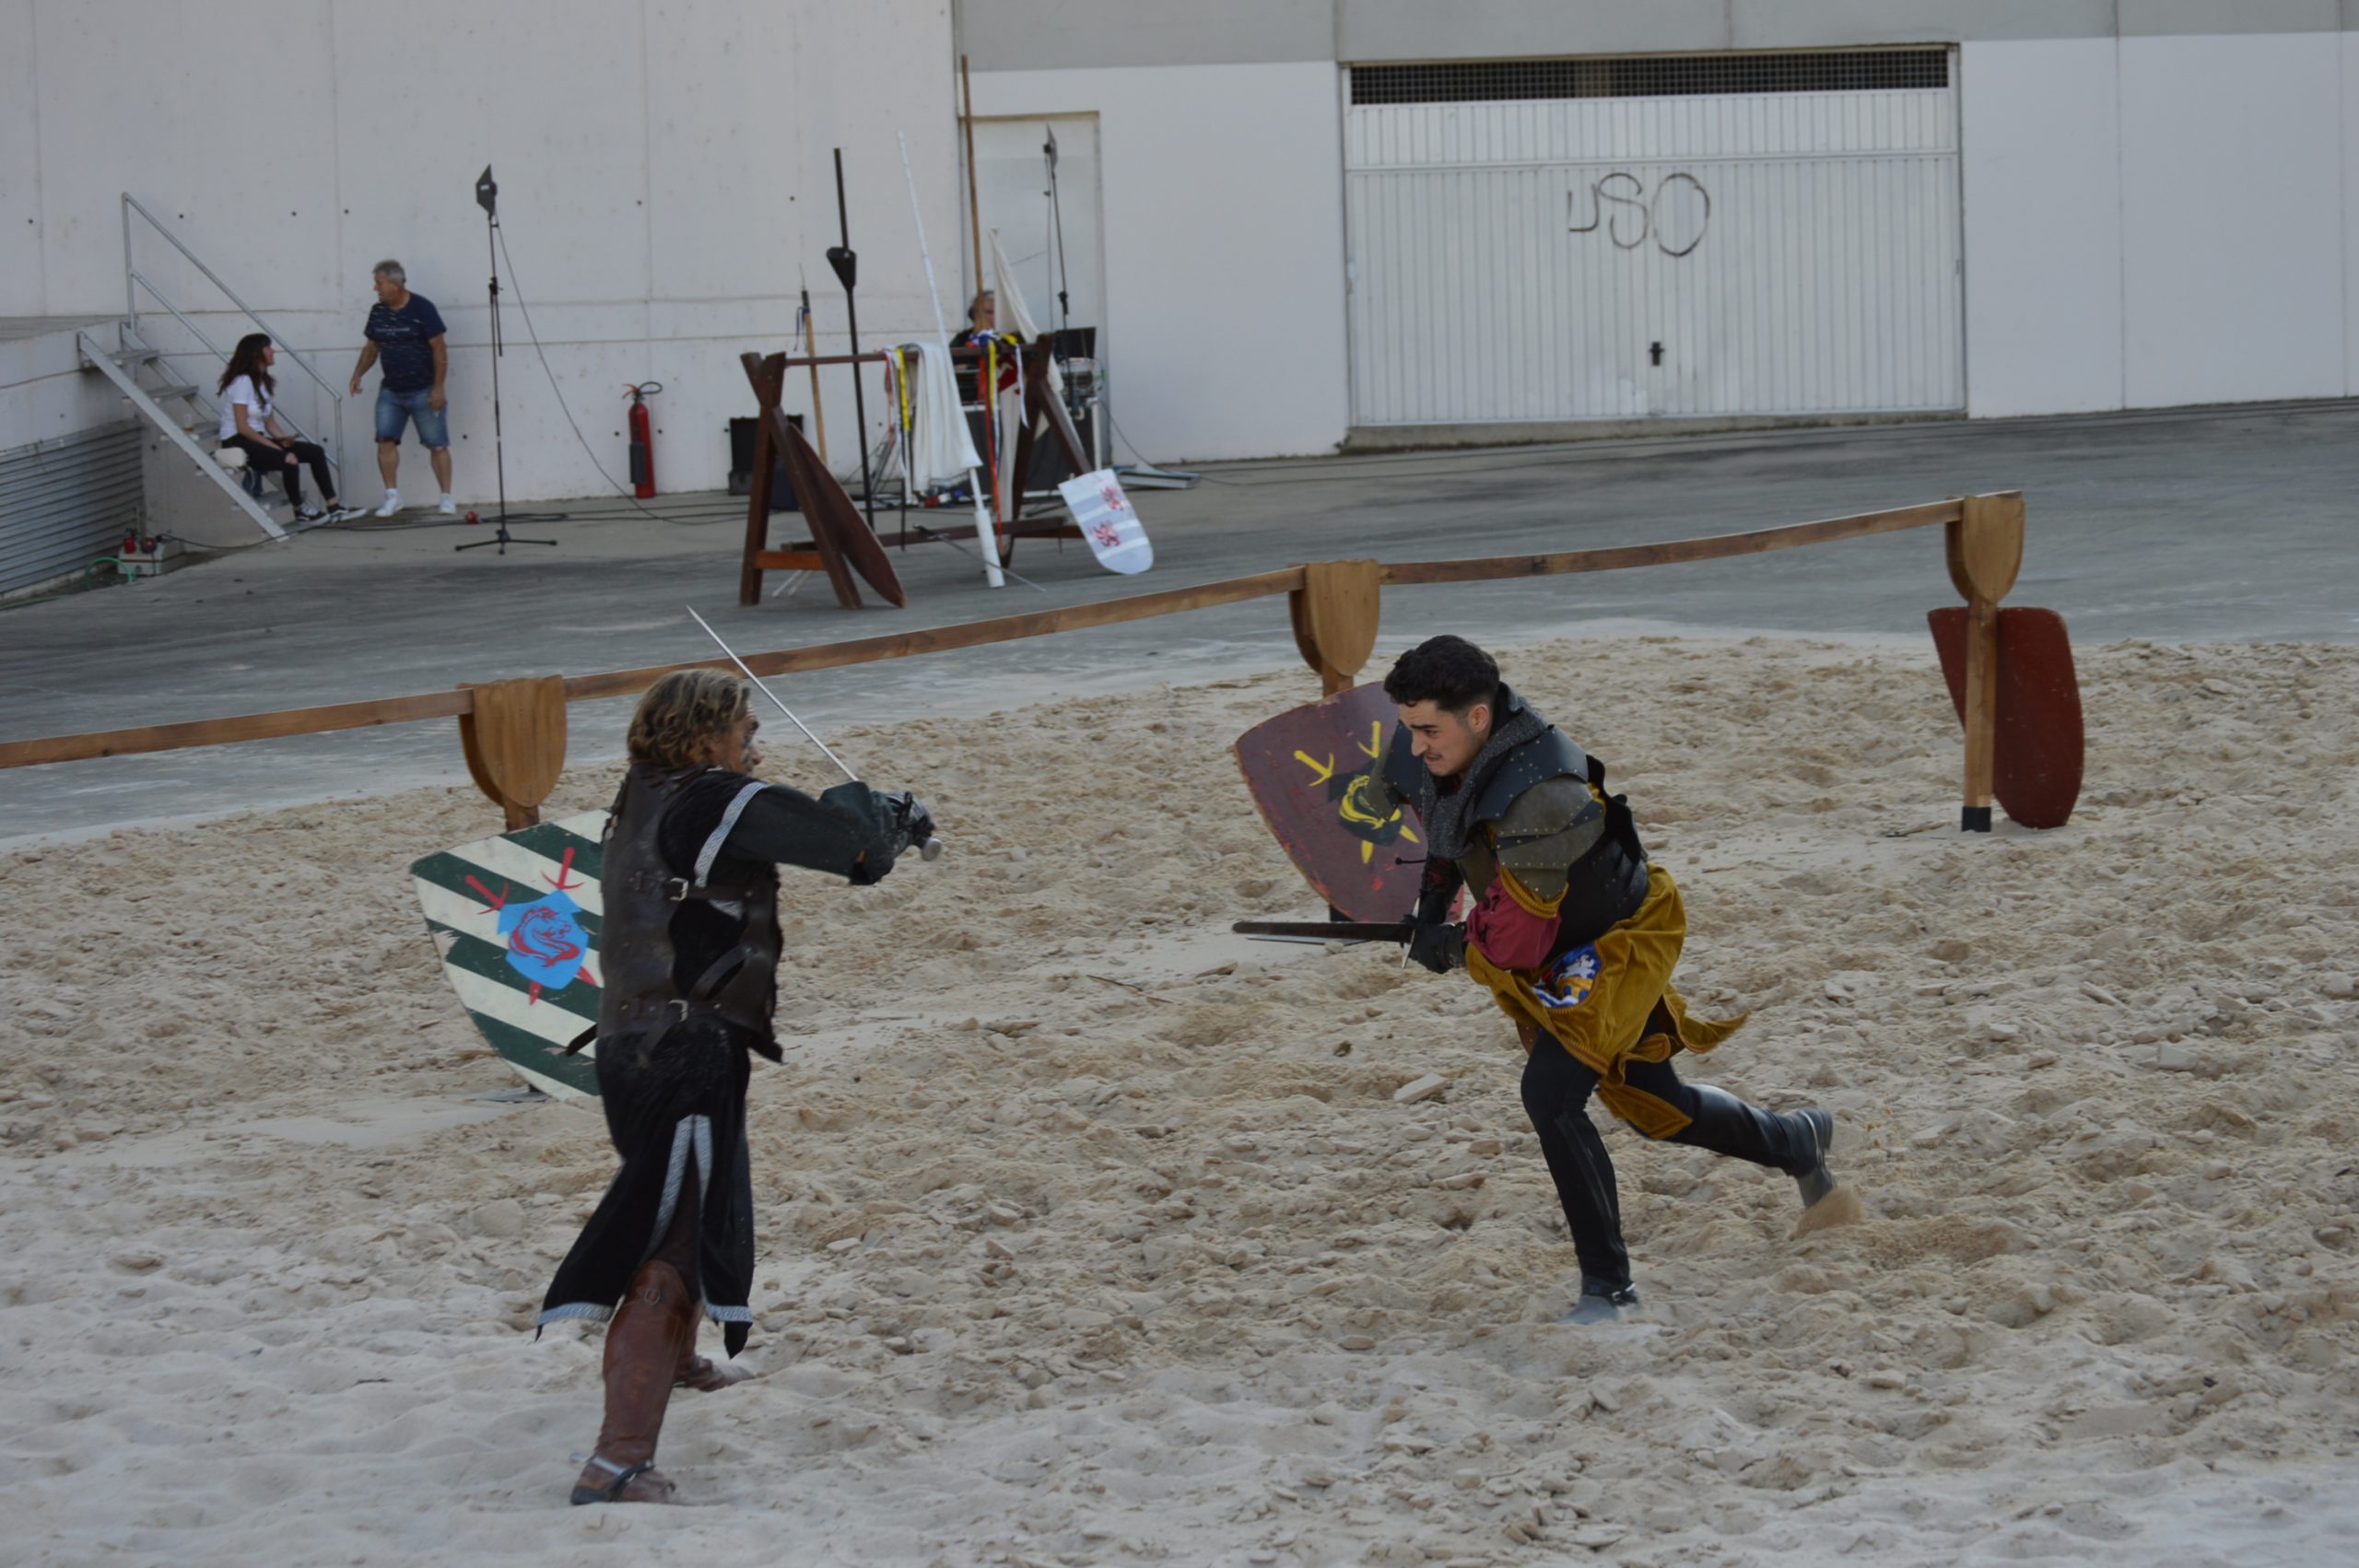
[951,290,1012,406]
[950,289,997,348]
[217,333,344,521]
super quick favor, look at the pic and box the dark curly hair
[217,333,276,401]
[1381,635,1499,714]
[627,669,749,768]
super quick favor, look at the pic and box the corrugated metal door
[0,422,146,599]
[1344,52,1963,426]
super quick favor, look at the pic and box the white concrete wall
[1959,40,2125,416]
[2,0,960,502]
[1963,32,2356,417]
[969,62,1351,462]
[2120,33,2345,407]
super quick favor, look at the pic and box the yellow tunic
[1463,862,1747,1139]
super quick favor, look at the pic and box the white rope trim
[705,1304,754,1324]
[696,781,770,884]
[648,1117,698,1256]
[538,1302,614,1327]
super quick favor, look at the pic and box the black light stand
[825,147,879,534]
[1045,126,1072,345]
[457,165,562,554]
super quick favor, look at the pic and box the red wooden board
[1233,684,1426,921]
[1928,605,2085,829]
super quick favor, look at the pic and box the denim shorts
[375,385,450,448]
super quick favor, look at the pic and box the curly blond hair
[627,669,750,768]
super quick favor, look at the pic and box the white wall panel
[4,0,957,501]
[2343,32,2359,397]
[970,62,1349,462]
[1345,86,1964,424]
[2119,33,2344,406]
[972,116,1104,352]
[1958,38,2123,415]
[0,0,47,313]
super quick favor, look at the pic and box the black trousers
[1520,1015,1796,1292]
[222,434,334,506]
[541,1018,758,1356]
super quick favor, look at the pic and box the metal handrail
[125,270,331,456]
[121,193,345,471]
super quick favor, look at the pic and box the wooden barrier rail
[0,494,2019,828]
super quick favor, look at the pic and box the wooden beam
[0,689,475,769]
[1379,498,1965,586]
[562,568,1311,703]
[0,496,2002,774]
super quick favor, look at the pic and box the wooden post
[961,54,985,321]
[740,353,785,606]
[1945,491,2025,833]
[803,301,829,466]
[1289,558,1381,696]
[457,676,569,830]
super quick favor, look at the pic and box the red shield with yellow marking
[1232,683,1425,921]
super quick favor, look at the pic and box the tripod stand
[457,165,562,554]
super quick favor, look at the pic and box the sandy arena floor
[3,632,2354,1566]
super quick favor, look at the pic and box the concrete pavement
[2,399,2353,842]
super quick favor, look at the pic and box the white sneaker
[295,503,329,523]
[437,495,459,516]
[375,491,401,518]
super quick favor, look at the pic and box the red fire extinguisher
[624,380,663,498]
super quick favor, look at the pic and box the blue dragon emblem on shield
[1534,944,1602,1009]
[497,889,590,996]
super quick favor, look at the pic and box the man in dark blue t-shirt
[348,259,454,516]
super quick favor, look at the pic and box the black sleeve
[1414,853,1466,926]
[721,780,897,882]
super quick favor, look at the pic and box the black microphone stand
[826,147,878,534]
[458,165,561,554]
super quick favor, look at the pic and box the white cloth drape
[991,228,1064,401]
[902,341,982,493]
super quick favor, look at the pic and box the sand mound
[2,633,2355,1565]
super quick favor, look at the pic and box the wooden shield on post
[458,675,568,830]
[1233,683,1425,921]
[411,810,609,1100]
[1928,606,2085,828]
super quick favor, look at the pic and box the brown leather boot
[569,1260,698,1505]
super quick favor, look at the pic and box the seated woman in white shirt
[217,333,344,521]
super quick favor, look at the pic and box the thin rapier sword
[685,605,944,860]
[686,605,855,778]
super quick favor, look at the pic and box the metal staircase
[79,323,285,541]
[84,193,350,543]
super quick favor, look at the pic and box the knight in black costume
[1367,636,1841,1324]
[540,670,933,1505]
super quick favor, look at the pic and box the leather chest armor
[591,764,783,1056]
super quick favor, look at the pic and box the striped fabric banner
[410,811,610,1099]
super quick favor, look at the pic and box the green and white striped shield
[410,811,610,1100]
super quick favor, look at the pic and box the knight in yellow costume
[1367,637,1838,1324]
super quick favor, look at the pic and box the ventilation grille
[1350,50,1951,107]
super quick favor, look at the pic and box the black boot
[1676,1086,1836,1207]
[1557,1276,1641,1326]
